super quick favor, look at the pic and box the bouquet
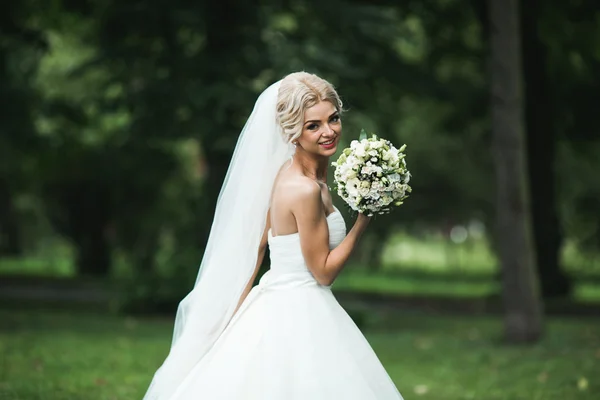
[332,130,411,217]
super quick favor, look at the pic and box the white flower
[388,173,401,182]
[346,178,361,196]
[354,146,367,158]
[383,148,398,164]
[346,155,360,169]
[338,162,353,178]
[371,140,384,149]
[350,141,367,157]
[393,188,406,198]
[361,165,382,176]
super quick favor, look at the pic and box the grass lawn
[0,308,598,400]
[333,270,600,303]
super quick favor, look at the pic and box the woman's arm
[294,181,370,286]
[232,209,270,315]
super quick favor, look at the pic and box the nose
[324,124,336,135]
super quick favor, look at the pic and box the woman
[144,72,404,399]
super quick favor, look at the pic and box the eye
[330,115,340,123]
[307,123,318,130]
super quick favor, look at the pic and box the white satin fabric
[168,208,404,400]
[144,82,296,400]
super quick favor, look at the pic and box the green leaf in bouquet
[359,129,368,141]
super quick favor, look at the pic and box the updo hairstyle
[276,72,343,144]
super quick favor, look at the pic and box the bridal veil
[143,80,293,400]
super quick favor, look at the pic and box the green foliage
[1,0,600,306]
[359,128,368,141]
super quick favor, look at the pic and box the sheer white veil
[143,80,293,400]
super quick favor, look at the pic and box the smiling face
[276,72,343,150]
[295,100,342,157]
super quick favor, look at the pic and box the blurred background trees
[1,0,599,320]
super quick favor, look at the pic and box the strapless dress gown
[169,208,404,399]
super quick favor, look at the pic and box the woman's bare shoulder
[274,170,321,212]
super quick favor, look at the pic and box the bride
[143,72,404,399]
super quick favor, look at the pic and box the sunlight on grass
[575,283,600,302]
[0,256,74,277]
[334,271,600,302]
[0,238,75,277]
[382,232,600,277]
[382,232,498,274]
[334,271,498,297]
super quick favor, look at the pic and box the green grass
[0,309,599,400]
[0,238,74,278]
[382,233,600,277]
[334,270,600,302]
[335,270,498,297]
[382,232,498,274]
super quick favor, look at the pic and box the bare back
[269,160,335,237]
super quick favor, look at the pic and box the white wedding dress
[168,207,404,399]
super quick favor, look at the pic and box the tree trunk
[47,182,112,277]
[358,230,386,273]
[75,226,111,277]
[488,0,543,342]
[0,179,21,255]
[521,0,572,298]
[195,0,263,253]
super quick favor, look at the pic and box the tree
[0,0,47,256]
[520,0,571,298]
[488,0,543,342]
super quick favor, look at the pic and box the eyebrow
[304,111,339,126]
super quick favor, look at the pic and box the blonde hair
[276,72,343,143]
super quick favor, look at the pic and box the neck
[293,149,329,183]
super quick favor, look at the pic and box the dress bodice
[267,208,347,276]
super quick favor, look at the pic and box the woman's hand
[356,212,371,229]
